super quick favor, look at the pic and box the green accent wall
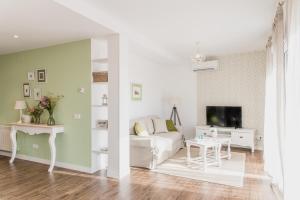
[0,40,92,167]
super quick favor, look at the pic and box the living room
[0,0,299,199]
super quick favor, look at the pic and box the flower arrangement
[39,95,64,125]
[26,104,44,124]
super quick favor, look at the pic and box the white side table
[9,123,64,173]
[186,139,222,172]
[211,136,231,160]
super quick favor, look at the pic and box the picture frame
[95,120,108,129]
[131,83,142,101]
[27,72,35,81]
[23,83,31,97]
[33,88,42,100]
[36,68,47,83]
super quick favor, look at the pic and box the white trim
[0,151,93,174]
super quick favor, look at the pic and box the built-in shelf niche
[91,38,109,172]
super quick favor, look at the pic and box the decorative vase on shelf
[102,94,108,106]
[21,115,32,124]
[34,115,41,124]
[47,111,55,126]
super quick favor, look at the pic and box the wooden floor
[0,149,276,200]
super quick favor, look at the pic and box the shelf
[92,127,108,131]
[92,81,108,84]
[92,58,108,64]
[92,149,108,154]
[92,70,108,73]
[92,104,108,107]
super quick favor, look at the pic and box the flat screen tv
[206,106,242,128]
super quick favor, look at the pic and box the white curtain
[284,0,300,199]
[263,5,285,192]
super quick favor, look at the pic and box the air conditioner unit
[192,60,219,71]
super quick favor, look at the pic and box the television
[206,106,242,128]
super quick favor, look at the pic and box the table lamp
[15,100,27,123]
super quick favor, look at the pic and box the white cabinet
[196,126,255,152]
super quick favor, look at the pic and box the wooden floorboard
[0,149,276,200]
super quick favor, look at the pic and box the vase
[34,115,41,124]
[21,115,32,124]
[47,112,55,126]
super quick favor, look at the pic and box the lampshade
[168,97,181,107]
[14,100,26,110]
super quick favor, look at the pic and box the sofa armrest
[130,135,155,148]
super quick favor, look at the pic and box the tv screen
[206,106,242,128]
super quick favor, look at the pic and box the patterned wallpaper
[197,51,266,149]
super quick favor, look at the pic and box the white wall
[197,51,266,149]
[128,46,197,139]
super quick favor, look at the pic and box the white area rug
[153,148,246,187]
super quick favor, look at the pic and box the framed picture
[96,120,108,129]
[23,83,31,97]
[131,83,142,101]
[33,88,42,100]
[36,69,47,83]
[27,72,34,81]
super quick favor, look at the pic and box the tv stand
[196,126,255,153]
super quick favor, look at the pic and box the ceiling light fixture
[13,35,19,39]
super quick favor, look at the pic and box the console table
[196,126,255,152]
[9,123,64,172]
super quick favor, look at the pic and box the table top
[9,123,64,128]
[186,136,231,146]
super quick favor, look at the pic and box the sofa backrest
[129,115,159,135]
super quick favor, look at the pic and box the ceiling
[0,0,113,55]
[0,0,277,61]
[85,0,276,59]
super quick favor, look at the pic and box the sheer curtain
[284,0,300,199]
[263,5,285,192]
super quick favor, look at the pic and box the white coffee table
[214,136,231,159]
[186,137,231,171]
[186,138,222,171]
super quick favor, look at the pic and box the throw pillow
[153,118,168,133]
[134,122,149,136]
[166,120,178,132]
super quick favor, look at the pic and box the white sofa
[130,116,184,169]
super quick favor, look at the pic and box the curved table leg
[48,132,57,173]
[9,127,17,164]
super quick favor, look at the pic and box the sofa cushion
[144,118,155,134]
[130,135,155,148]
[153,118,168,133]
[155,132,182,143]
[130,117,156,135]
[166,120,178,132]
[134,122,149,136]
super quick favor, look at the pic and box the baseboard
[0,151,93,174]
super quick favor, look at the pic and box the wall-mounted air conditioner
[192,60,219,71]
